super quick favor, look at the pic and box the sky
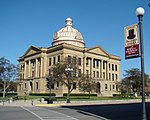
[0,0,150,79]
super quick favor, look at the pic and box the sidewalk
[0,99,41,107]
[1,98,150,107]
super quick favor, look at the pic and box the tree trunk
[3,82,6,98]
[88,91,91,98]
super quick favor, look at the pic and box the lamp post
[46,76,56,104]
[136,7,147,120]
[65,67,73,103]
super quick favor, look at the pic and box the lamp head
[136,7,145,16]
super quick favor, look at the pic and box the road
[46,102,150,120]
[0,102,150,120]
[0,106,79,120]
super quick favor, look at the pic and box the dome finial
[65,17,72,26]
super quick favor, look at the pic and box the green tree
[121,68,149,95]
[0,57,17,98]
[49,57,78,103]
[78,74,96,98]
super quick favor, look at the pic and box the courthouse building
[17,18,121,96]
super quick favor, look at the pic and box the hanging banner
[124,24,139,59]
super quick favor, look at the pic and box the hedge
[29,93,56,96]
[63,93,97,97]
[113,93,134,97]
[0,93,17,97]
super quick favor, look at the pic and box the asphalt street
[0,106,79,120]
[46,102,150,120]
[0,101,150,120]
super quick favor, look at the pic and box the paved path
[1,98,150,107]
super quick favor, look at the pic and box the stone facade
[17,18,121,96]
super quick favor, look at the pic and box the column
[98,60,100,78]
[90,58,93,78]
[24,61,27,79]
[40,57,43,77]
[83,57,86,75]
[35,58,38,78]
[106,61,109,80]
[100,60,103,78]
[28,60,31,78]
[88,58,90,73]
[43,55,47,77]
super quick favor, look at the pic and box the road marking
[21,106,79,120]
[21,106,43,120]
[77,110,110,120]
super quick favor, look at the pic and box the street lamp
[136,7,147,120]
[46,76,56,104]
[65,67,73,103]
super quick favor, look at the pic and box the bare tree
[0,57,17,98]
[78,74,96,98]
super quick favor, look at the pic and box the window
[32,71,35,77]
[105,84,107,90]
[115,65,117,71]
[22,73,24,79]
[38,66,41,77]
[53,57,56,65]
[96,60,99,68]
[86,70,89,76]
[24,83,27,89]
[112,73,114,81]
[115,74,118,81]
[56,81,59,88]
[68,56,71,64]
[73,57,76,65]
[86,58,89,66]
[109,63,110,71]
[109,73,111,80]
[103,61,105,69]
[58,56,60,63]
[113,85,115,90]
[103,72,105,79]
[116,85,118,91]
[93,59,95,68]
[49,69,52,76]
[78,69,81,77]
[31,60,35,68]
[49,58,51,66]
[112,64,114,71]
[93,71,95,77]
[36,82,38,90]
[78,57,81,66]
[19,84,21,90]
[73,82,76,89]
[97,71,99,78]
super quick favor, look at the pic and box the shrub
[29,93,56,96]
[113,94,122,97]
[113,93,134,98]
[0,92,17,97]
[63,93,97,97]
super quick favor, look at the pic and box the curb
[35,103,64,107]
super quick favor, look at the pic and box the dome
[52,18,85,47]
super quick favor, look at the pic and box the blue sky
[0,0,150,78]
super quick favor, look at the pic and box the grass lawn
[0,94,149,101]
